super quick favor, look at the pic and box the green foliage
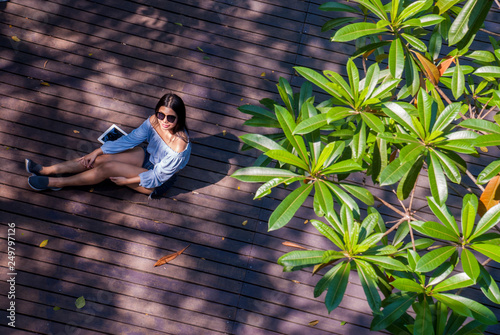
[233,0,500,333]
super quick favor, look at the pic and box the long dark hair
[153,93,188,135]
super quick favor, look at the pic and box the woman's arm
[78,148,103,169]
[109,176,141,186]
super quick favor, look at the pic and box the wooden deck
[1,0,500,334]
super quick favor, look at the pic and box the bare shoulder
[171,131,189,153]
[148,115,156,124]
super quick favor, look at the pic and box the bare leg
[40,147,144,175]
[49,161,149,188]
[40,158,87,175]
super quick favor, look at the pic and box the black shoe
[25,159,43,175]
[28,176,62,191]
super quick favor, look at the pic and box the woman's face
[156,106,178,132]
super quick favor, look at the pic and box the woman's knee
[94,154,112,166]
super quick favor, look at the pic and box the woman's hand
[78,149,102,169]
[109,177,130,186]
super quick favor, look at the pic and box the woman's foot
[28,176,62,191]
[25,159,44,175]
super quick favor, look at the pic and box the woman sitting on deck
[26,93,191,198]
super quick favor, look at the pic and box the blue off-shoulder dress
[100,118,191,190]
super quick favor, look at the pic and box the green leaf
[239,134,285,153]
[322,17,358,32]
[75,296,86,309]
[470,203,500,241]
[478,160,500,184]
[473,66,500,78]
[231,167,301,183]
[461,248,480,282]
[431,102,461,134]
[459,119,500,135]
[340,183,374,206]
[431,149,461,184]
[475,133,500,147]
[325,261,351,312]
[311,219,345,249]
[391,278,424,293]
[347,59,359,99]
[383,102,418,135]
[379,157,414,186]
[433,273,474,292]
[238,105,278,125]
[451,64,464,100]
[461,194,478,239]
[466,50,496,63]
[428,262,454,286]
[360,112,385,134]
[275,105,310,165]
[427,196,460,236]
[370,292,418,331]
[268,183,313,231]
[332,22,388,42]
[401,33,426,52]
[324,182,360,215]
[321,159,363,175]
[478,265,500,304]
[255,177,297,199]
[356,260,381,312]
[265,149,309,171]
[389,38,405,79]
[278,250,325,268]
[470,243,500,263]
[413,299,435,335]
[428,151,448,205]
[294,67,346,103]
[403,14,445,28]
[397,154,424,200]
[418,221,460,243]
[436,0,462,14]
[352,0,388,20]
[314,261,344,297]
[415,246,456,272]
[436,293,497,325]
[448,0,479,46]
[398,0,430,22]
[357,255,407,271]
[319,2,360,13]
[314,181,334,217]
[362,63,380,103]
[294,113,329,135]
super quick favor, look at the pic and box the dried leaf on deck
[12,36,21,42]
[478,175,500,217]
[154,244,190,267]
[39,239,48,248]
[282,241,307,249]
[308,320,319,327]
[242,220,248,226]
[41,81,50,86]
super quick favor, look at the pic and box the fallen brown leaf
[12,36,21,42]
[308,320,319,327]
[282,241,307,249]
[154,244,190,267]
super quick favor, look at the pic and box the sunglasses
[156,112,177,123]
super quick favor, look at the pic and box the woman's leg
[40,147,144,175]
[48,161,148,188]
[46,147,147,187]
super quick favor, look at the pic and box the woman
[26,93,191,198]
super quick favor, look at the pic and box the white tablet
[98,124,128,144]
